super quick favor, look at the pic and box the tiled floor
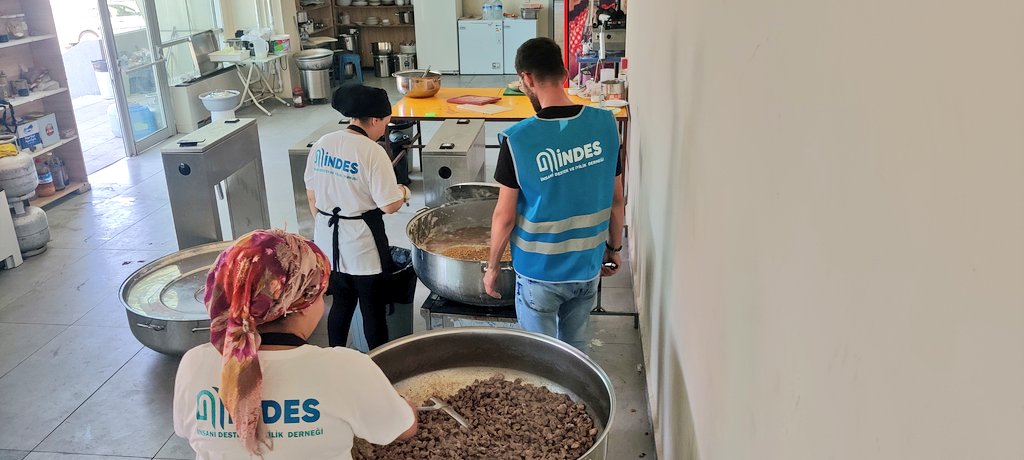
[72,95,128,175]
[0,74,655,460]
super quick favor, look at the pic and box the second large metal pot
[294,49,335,70]
[406,198,514,306]
[120,241,231,355]
[370,328,615,459]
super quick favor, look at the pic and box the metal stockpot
[406,196,515,306]
[371,41,392,55]
[120,241,232,355]
[339,34,357,52]
[369,328,615,459]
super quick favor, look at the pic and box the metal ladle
[418,397,469,428]
[421,65,431,77]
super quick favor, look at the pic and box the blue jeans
[515,273,600,353]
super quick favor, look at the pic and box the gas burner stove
[420,292,518,330]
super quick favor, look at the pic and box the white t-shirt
[304,129,403,275]
[173,343,414,460]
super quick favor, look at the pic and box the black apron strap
[318,207,361,272]
[317,207,394,275]
[260,332,307,346]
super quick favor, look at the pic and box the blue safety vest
[501,106,620,282]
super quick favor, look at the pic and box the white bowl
[381,19,392,24]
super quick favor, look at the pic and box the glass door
[98,0,175,156]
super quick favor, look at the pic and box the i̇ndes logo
[192,383,319,438]
[196,387,233,429]
[313,148,360,174]
[535,140,603,173]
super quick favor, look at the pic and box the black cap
[331,84,391,119]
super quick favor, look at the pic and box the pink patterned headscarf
[204,229,330,455]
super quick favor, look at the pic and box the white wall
[626,0,1024,459]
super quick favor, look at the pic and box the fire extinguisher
[292,86,305,108]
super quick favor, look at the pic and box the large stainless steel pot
[406,198,514,306]
[370,328,615,459]
[294,49,335,70]
[120,241,231,355]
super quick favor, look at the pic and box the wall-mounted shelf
[299,3,332,13]
[338,5,413,9]
[29,136,79,159]
[355,24,415,28]
[0,34,57,50]
[8,88,70,108]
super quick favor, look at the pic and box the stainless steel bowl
[393,70,442,98]
[294,49,335,70]
[369,328,615,459]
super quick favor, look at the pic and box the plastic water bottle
[482,1,493,20]
[494,0,503,19]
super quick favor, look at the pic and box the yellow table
[389,87,630,166]
[391,87,629,122]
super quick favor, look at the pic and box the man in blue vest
[484,37,625,352]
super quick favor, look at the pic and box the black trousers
[327,271,389,349]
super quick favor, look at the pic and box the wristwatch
[605,242,622,252]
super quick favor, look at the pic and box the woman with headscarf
[303,84,410,350]
[172,229,417,459]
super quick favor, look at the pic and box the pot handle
[191,327,212,333]
[136,323,165,332]
[479,261,514,273]
[414,206,430,215]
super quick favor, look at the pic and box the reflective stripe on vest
[515,207,612,235]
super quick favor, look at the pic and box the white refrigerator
[458,19,504,74]
[413,0,462,73]
[502,19,538,75]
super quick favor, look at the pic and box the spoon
[418,397,469,428]
[422,65,431,77]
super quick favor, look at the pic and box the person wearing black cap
[303,84,411,350]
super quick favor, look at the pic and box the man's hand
[601,251,622,277]
[484,266,502,299]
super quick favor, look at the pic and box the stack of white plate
[365,16,380,24]
[352,1,368,5]
[381,0,395,4]
[368,0,381,5]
